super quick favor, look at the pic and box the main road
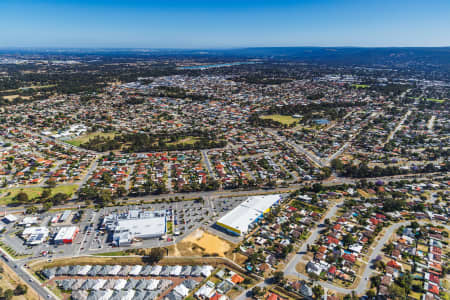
[0,250,57,300]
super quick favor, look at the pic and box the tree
[3,289,13,300]
[312,285,324,299]
[272,271,284,284]
[41,188,51,199]
[46,180,57,189]
[342,233,356,246]
[251,286,263,297]
[144,247,165,264]
[117,186,127,197]
[388,284,406,299]
[42,201,53,211]
[98,189,112,206]
[25,206,38,214]
[366,289,376,297]
[51,193,69,205]
[15,192,29,203]
[14,284,27,295]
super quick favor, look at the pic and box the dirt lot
[169,229,247,264]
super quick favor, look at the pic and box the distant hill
[208,47,450,68]
[1,46,450,69]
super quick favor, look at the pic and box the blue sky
[1,0,449,48]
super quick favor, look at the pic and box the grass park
[66,131,117,147]
[426,98,446,103]
[0,185,78,205]
[260,114,298,125]
[167,136,200,146]
[352,84,370,88]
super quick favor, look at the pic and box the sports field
[66,132,116,146]
[260,114,298,125]
[0,185,78,204]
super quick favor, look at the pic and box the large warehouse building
[102,210,166,246]
[216,194,281,236]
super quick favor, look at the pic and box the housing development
[0,48,448,300]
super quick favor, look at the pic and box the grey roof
[110,290,128,300]
[124,278,139,290]
[158,279,173,290]
[134,279,149,290]
[56,265,70,276]
[87,290,111,300]
[97,265,112,276]
[103,279,116,290]
[144,291,159,300]
[133,290,148,300]
[164,290,184,300]
[190,266,202,276]
[159,266,171,276]
[57,279,76,291]
[72,279,86,291]
[71,290,88,300]
[182,278,198,290]
[118,265,131,276]
[150,265,162,275]
[41,268,56,279]
[81,279,97,290]
[68,265,82,276]
[139,265,153,276]
[180,265,192,276]
[88,265,103,276]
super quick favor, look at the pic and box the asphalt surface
[0,252,57,300]
[283,200,342,277]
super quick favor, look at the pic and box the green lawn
[426,98,446,103]
[167,221,173,234]
[260,114,298,125]
[0,185,78,205]
[66,132,117,147]
[167,136,200,146]
[352,84,370,88]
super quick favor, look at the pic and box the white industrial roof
[54,226,78,241]
[216,194,280,234]
[4,214,18,222]
[114,216,166,238]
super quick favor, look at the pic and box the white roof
[195,281,216,298]
[113,279,127,290]
[78,265,92,276]
[170,265,182,276]
[146,279,159,290]
[174,284,190,297]
[150,265,162,275]
[4,214,18,222]
[217,195,280,234]
[92,279,106,290]
[54,226,78,241]
[129,265,143,275]
[122,290,135,300]
[98,290,113,300]
[20,216,38,225]
[108,265,122,275]
[201,265,214,277]
[22,226,49,236]
[114,216,166,237]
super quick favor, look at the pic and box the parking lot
[0,196,248,259]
